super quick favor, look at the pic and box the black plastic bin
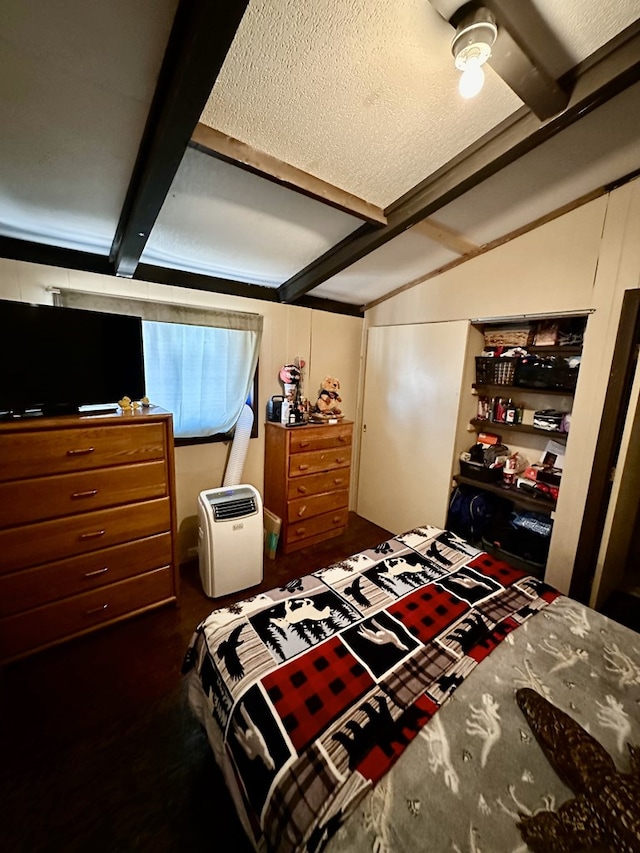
[475,356,519,386]
[459,460,503,482]
[515,354,579,391]
[483,510,552,569]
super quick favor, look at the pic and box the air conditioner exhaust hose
[223,403,254,487]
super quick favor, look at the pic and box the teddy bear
[314,376,342,415]
[118,395,149,413]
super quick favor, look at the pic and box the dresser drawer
[288,447,352,478]
[0,566,175,662]
[0,497,171,574]
[0,422,166,482]
[287,489,349,523]
[0,461,168,528]
[289,424,352,454]
[287,469,350,500]
[285,507,349,548]
[0,532,172,616]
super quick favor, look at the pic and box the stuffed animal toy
[119,395,147,412]
[315,376,342,415]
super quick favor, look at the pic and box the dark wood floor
[1,511,636,763]
[0,513,392,768]
[1,513,637,851]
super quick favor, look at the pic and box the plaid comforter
[183,525,558,853]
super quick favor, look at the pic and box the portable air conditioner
[197,484,264,598]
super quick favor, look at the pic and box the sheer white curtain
[59,289,262,439]
[142,321,259,437]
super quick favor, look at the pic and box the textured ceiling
[0,0,639,310]
[524,0,640,76]
[200,0,520,208]
[0,0,177,254]
[141,150,361,285]
[201,0,640,208]
[433,81,640,245]
[315,80,640,306]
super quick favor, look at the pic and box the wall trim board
[364,187,605,312]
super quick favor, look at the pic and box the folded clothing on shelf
[533,409,566,431]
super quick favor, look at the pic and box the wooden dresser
[264,420,353,554]
[0,409,178,663]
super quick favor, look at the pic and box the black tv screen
[0,299,145,416]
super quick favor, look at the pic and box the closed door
[357,321,469,533]
[590,346,640,608]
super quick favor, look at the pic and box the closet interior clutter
[449,314,587,575]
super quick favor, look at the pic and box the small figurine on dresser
[279,363,302,404]
[279,360,307,424]
[311,376,344,422]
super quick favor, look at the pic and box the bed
[182,524,640,853]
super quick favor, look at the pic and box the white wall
[4,175,640,590]
[364,179,640,594]
[0,260,364,561]
[366,198,607,328]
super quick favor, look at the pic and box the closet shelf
[473,383,575,396]
[470,418,568,439]
[453,474,556,515]
[527,345,582,355]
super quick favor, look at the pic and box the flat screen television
[0,299,145,417]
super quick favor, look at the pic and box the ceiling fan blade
[428,0,571,120]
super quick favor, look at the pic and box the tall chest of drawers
[0,409,179,663]
[264,421,353,554]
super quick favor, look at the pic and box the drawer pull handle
[295,527,306,536]
[297,505,307,517]
[333,516,341,523]
[335,457,345,464]
[299,441,310,448]
[86,603,109,616]
[84,567,109,578]
[80,529,106,540]
[298,464,309,471]
[338,435,348,443]
[72,489,99,499]
[333,478,344,485]
[297,486,308,494]
[67,447,95,456]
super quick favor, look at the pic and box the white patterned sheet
[326,596,640,853]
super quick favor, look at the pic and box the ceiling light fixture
[451,6,497,100]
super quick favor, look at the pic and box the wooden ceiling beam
[277,22,640,304]
[437,0,571,121]
[190,123,387,226]
[134,264,363,316]
[0,234,362,317]
[110,0,249,279]
[481,0,571,120]
[411,218,478,255]
[365,186,605,312]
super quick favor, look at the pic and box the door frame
[570,288,640,602]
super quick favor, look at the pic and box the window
[142,320,259,439]
[58,290,262,442]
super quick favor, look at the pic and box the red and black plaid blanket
[184,525,558,853]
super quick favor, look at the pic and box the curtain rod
[470,309,595,323]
